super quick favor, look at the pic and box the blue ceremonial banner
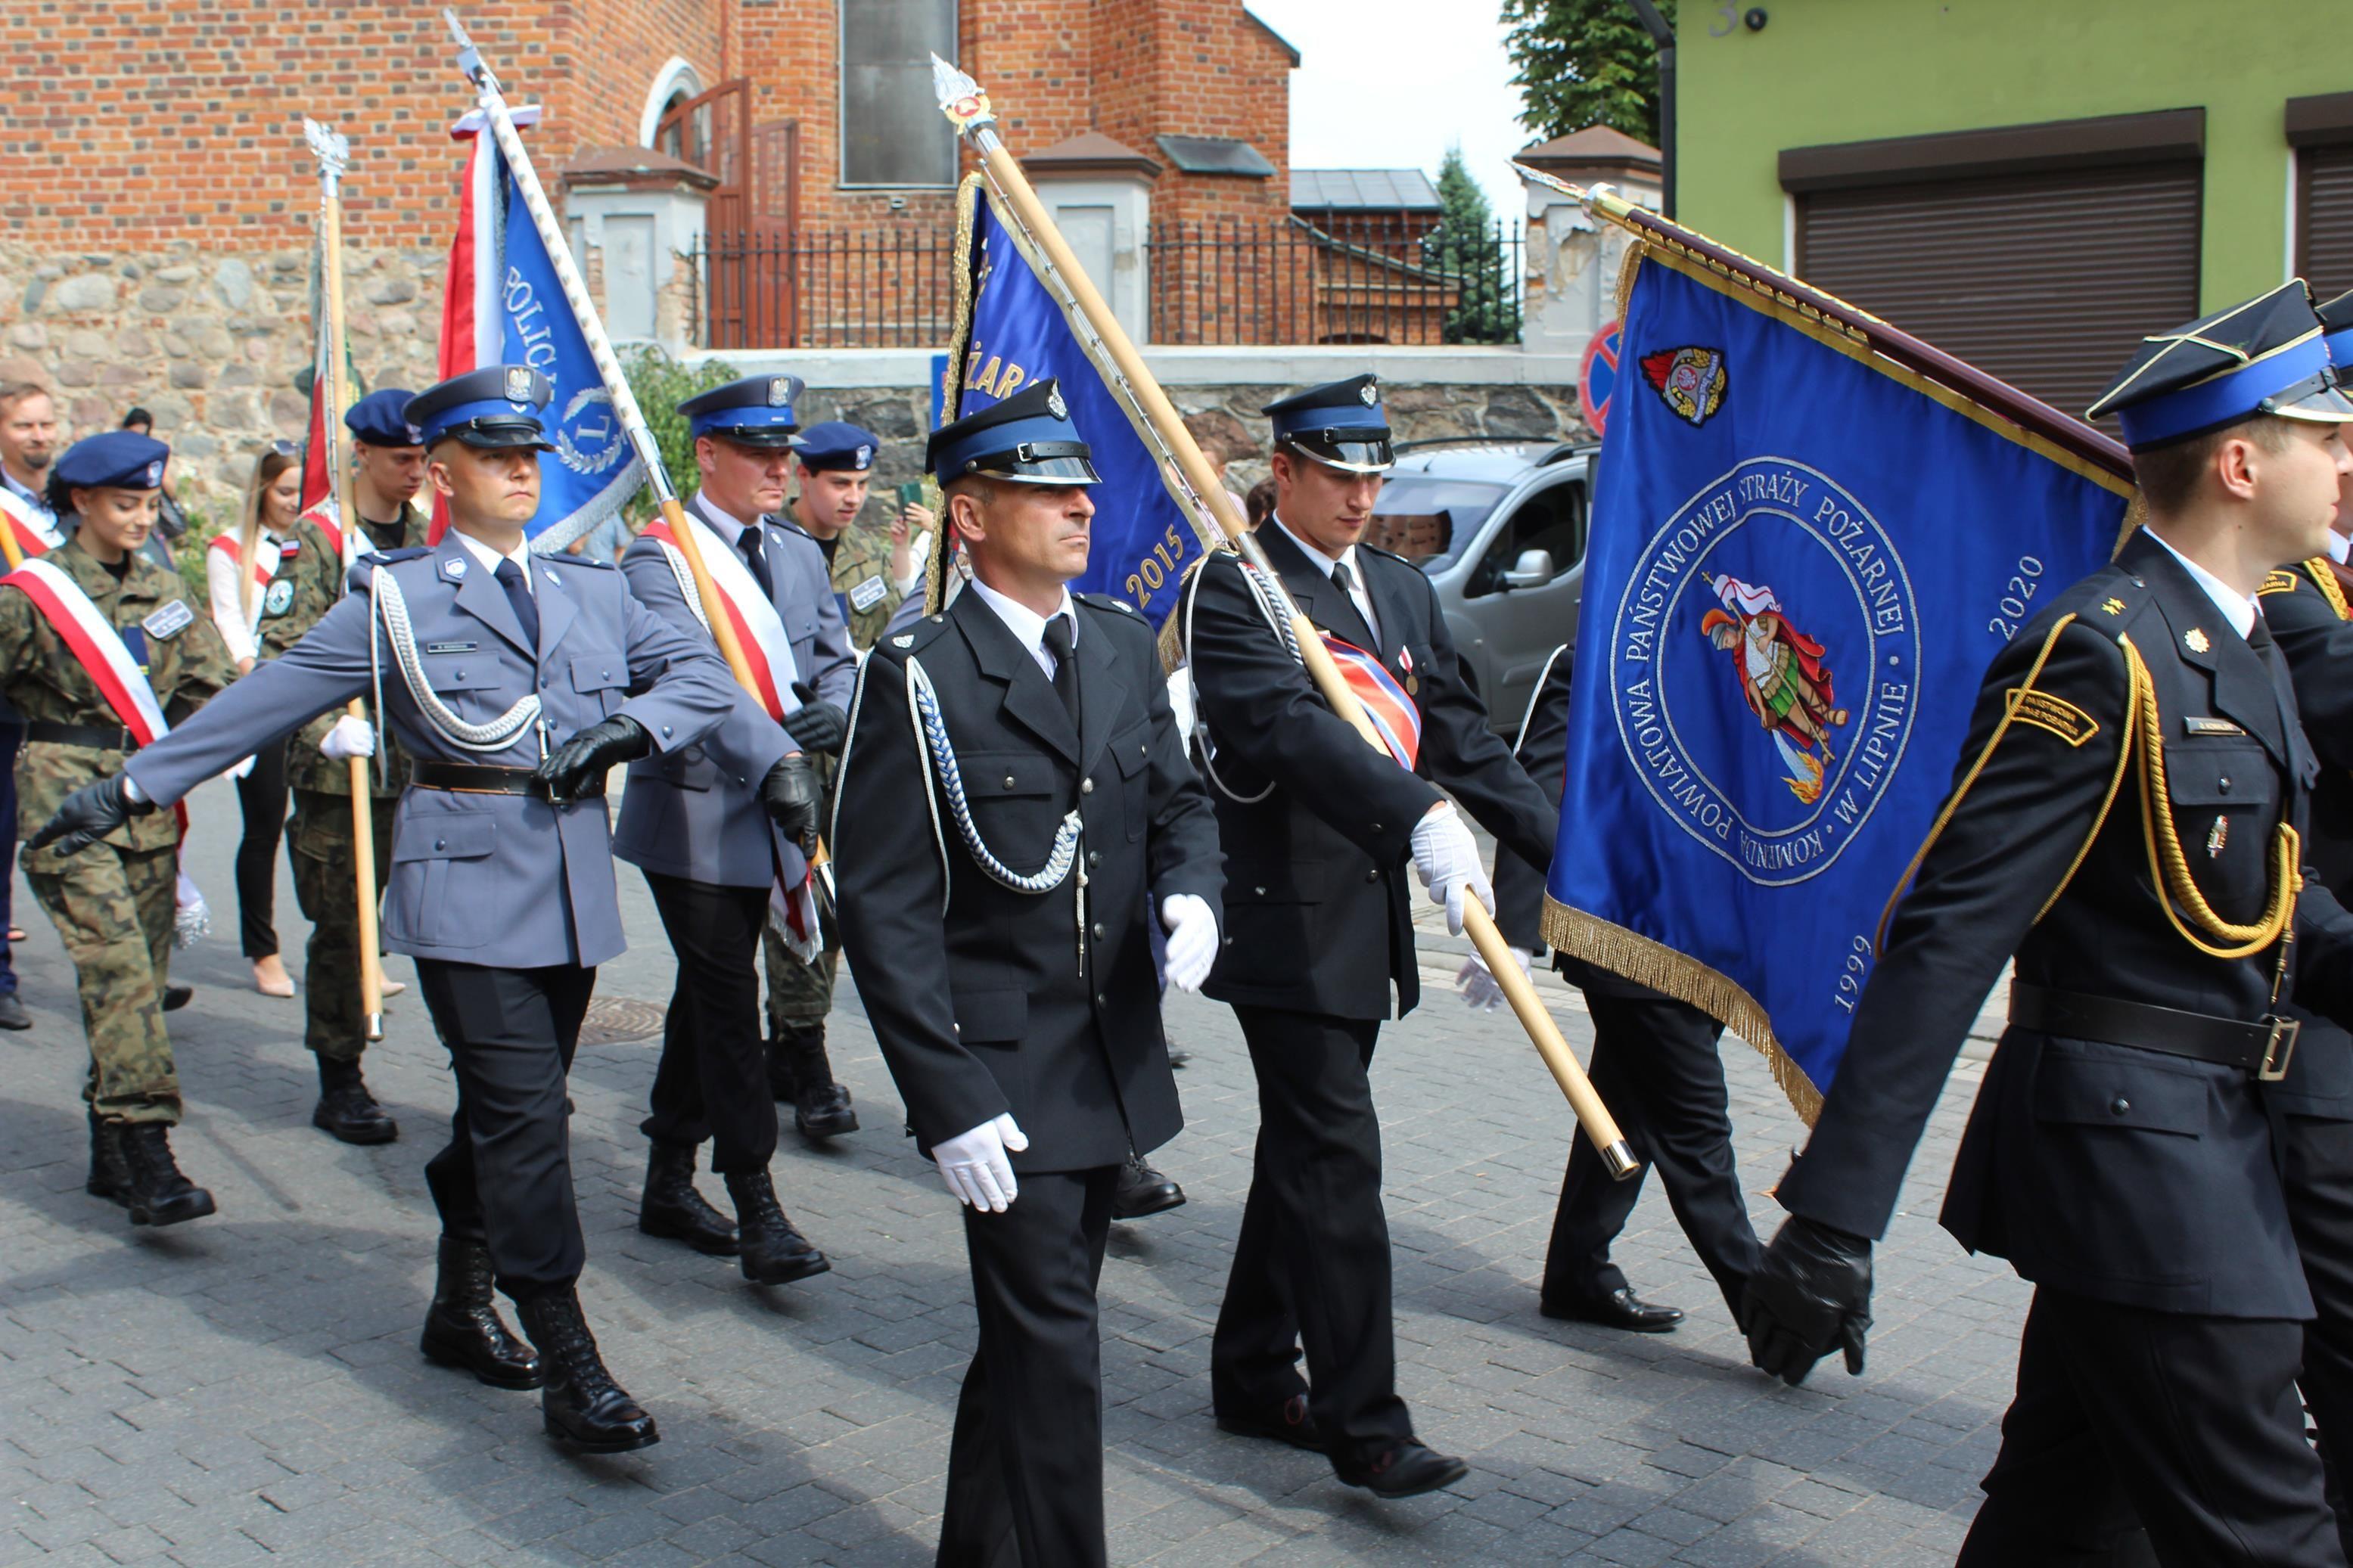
[1545,245,2133,1121]
[438,116,641,551]
[936,176,1215,625]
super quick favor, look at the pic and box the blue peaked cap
[2319,286,2353,371]
[1262,373,1394,473]
[405,365,554,452]
[928,378,1100,485]
[679,374,806,449]
[2087,283,2353,451]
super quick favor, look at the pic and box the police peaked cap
[1264,373,1393,474]
[679,374,806,449]
[406,365,555,452]
[927,378,1101,486]
[2317,284,2353,368]
[795,421,882,473]
[53,430,170,492]
[2087,283,2353,451]
[346,387,424,448]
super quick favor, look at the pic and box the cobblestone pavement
[0,778,2027,1566]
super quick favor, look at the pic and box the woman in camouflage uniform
[2,431,234,1225]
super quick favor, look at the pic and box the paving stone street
[0,778,2026,1566]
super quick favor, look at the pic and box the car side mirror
[1500,548,1554,591]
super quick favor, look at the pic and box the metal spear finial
[445,8,488,86]
[303,117,349,177]
[931,54,994,135]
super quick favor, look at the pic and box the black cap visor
[2261,370,2353,426]
[704,425,807,452]
[445,418,555,453]
[1282,430,1394,475]
[958,441,1102,486]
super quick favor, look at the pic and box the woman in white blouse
[206,447,303,998]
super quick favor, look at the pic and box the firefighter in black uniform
[1739,284,2353,1564]
[832,380,1223,1567]
[1181,374,1558,1498]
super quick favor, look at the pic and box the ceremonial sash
[1,487,62,560]
[301,505,350,569]
[2,557,188,831]
[1320,633,1422,772]
[641,511,804,719]
[208,529,283,591]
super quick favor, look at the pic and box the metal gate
[657,80,801,349]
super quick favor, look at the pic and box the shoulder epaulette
[876,610,952,660]
[347,546,432,591]
[1074,591,1140,618]
[2069,569,2156,641]
[2260,567,2304,598]
[554,552,617,570]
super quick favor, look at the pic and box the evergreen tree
[1427,146,1519,344]
[1501,0,1676,145]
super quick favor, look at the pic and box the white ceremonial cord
[370,566,543,753]
[1180,554,1280,804]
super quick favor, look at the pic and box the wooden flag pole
[305,117,387,1043]
[933,59,1636,1178]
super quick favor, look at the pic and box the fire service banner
[1544,246,2132,1121]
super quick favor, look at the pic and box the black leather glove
[535,714,651,803]
[1739,1215,1873,1386]
[784,683,848,756]
[761,751,822,854]
[27,773,152,856]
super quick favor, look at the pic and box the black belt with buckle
[409,760,605,801]
[26,721,141,752]
[2011,981,2299,1082]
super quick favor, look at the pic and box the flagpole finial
[303,117,349,177]
[932,54,994,135]
[445,8,488,85]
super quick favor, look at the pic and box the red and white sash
[301,505,351,569]
[1321,633,1423,772]
[641,509,804,720]
[208,529,283,594]
[1,488,63,561]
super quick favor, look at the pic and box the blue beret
[795,421,881,472]
[927,378,1099,486]
[2088,283,2353,450]
[54,430,170,492]
[347,387,423,447]
[405,365,553,452]
[679,374,805,449]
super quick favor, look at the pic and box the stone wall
[0,243,443,519]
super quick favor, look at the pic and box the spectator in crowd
[120,409,188,572]
[0,382,61,1028]
[1245,475,1278,531]
[205,447,305,998]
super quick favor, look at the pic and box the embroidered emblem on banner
[2006,688,2100,747]
[1641,346,1728,427]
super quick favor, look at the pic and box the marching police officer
[2,430,234,1225]
[1738,286,2353,1562]
[1181,374,1558,1497]
[34,365,793,1457]
[833,379,1222,1566]
[1476,645,1760,1330]
[611,372,837,1283]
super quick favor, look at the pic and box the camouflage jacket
[284,505,430,797]
[0,536,235,868]
[812,514,909,653]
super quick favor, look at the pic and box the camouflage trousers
[288,788,396,1062]
[764,752,841,1036]
[25,841,181,1126]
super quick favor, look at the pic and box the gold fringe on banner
[925,174,988,617]
[1612,236,1648,331]
[1544,897,1825,1126]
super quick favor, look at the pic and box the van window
[1366,477,1510,567]
[1467,479,1586,597]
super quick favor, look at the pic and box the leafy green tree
[1501,0,1676,145]
[1426,146,1521,344]
[618,347,743,523]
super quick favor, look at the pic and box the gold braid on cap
[2119,634,2300,958]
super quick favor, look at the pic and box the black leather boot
[637,1138,737,1255]
[117,1122,216,1227]
[722,1169,831,1286]
[86,1111,131,1206]
[773,1025,858,1139]
[516,1288,660,1454]
[420,1236,543,1389]
[312,1055,399,1145]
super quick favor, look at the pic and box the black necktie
[494,557,541,650]
[1043,614,1079,726]
[739,524,776,602]
[1330,560,1354,596]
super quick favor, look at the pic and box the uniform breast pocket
[421,654,520,725]
[2165,737,2278,914]
[958,749,1067,854]
[389,809,499,949]
[1110,721,1152,841]
[570,653,631,717]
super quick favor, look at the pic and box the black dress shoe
[516,1289,659,1454]
[312,1057,399,1145]
[1540,1287,1686,1334]
[161,985,193,1012]
[1215,1393,1325,1453]
[638,1138,738,1256]
[1111,1154,1185,1220]
[420,1236,543,1389]
[0,993,30,1030]
[723,1169,831,1286]
[1335,1440,1469,1499]
[117,1123,216,1227]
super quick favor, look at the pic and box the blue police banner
[935,175,1217,625]
[437,113,641,551]
[1545,244,2134,1121]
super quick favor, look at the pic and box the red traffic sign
[1579,318,1622,437]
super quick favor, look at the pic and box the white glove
[319,713,376,762]
[1160,893,1219,993]
[1409,803,1494,936]
[932,1112,1029,1212]
[1456,946,1533,1014]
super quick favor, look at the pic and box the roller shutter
[2299,144,2353,302]
[1795,162,2202,426]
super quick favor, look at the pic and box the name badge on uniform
[261,578,295,619]
[849,574,889,613]
[2184,716,2246,737]
[423,640,478,655]
[141,599,194,639]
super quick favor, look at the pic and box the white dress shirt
[205,526,292,663]
[693,491,767,555]
[1273,513,1380,647]
[967,575,1077,680]
[2144,528,2258,641]
[452,526,534,594]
